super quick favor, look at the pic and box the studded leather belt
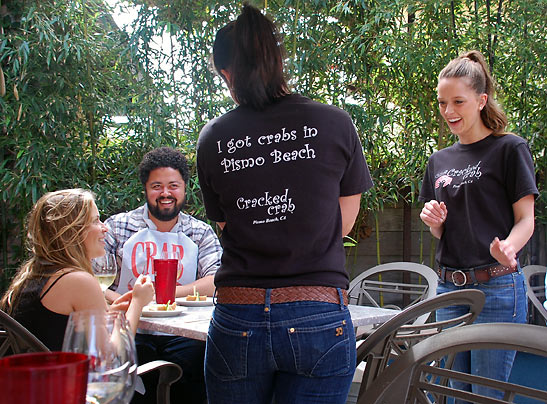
[215,286,348,305]
[438,264,517,286]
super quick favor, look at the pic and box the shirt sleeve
[196,224,222,278]
[339,122,373,196]
[197,124,226,222]
[104,216,122,290]
[506,142,539,203]
[104,217,117,255]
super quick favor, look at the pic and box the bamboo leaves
[0,0,545,284]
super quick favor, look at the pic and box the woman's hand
[109,290,132,312]
[131,275,154,308]
[490,237,517,269]
[420,200,447,239]
[124,275,154,334]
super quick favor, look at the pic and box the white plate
[141,305,184,317]
[175,297,214,307]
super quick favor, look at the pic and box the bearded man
[105,147,221,404]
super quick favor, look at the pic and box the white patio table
[138,304,399,341]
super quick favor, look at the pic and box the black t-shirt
[197,94,373,289]
[419,134,538,268]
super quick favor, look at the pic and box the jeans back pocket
[206,317,251,381]
[287,317,354,377]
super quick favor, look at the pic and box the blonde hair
[439,50,508,134]
[1,189,97,314]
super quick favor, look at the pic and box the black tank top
[14,272,74,351]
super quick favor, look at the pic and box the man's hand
[490,237,517,269]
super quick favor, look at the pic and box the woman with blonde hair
[419,50,538,401]
[1,189,154,350]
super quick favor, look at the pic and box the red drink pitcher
[0,351,89,404]
[154,258,178,304]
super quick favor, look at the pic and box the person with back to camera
[0,189,154,351]
[196,4,373,404]
[419,50,538,401]
[104,147,222,404]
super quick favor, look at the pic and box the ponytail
[212,3,290,110]
[439,50,507,134]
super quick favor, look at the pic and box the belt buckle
[451,270,467,286]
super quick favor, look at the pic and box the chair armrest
[137,360,182,404]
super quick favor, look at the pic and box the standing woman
[419,50,538,399]
[197,4,372,404]
[1,189,154,350]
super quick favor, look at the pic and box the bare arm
[40,271,108,314]
[339,194,362,237]
[176,275,216,297]
[109,290,131,312]
[104,288,121,305]
[490,194,535,268]
[124,275,154,334]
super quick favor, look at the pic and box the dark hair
[439,50,507,134]
[212,3,290,110]
[138,147,189,185]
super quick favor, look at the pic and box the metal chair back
[522,264,547,323]
[0,309,49,356]
[359,323,547,404]
[348,262,439,332]
[355,289,485,400]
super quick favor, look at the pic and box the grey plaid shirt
[104,204,222,290]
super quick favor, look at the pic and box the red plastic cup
[0,351,89,404]
[154,258,178,304]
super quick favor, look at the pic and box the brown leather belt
[215,286,348,306]
[438,264,517,286]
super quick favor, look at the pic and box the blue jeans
[205,292,356,404]
[436,269,527,403]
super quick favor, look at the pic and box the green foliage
[1,0,545,286]
[0,0,181,283]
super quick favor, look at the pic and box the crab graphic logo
[435,175,453,189]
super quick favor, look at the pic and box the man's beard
[147,196,184,222]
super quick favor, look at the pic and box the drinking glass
[112,312,139,404]
[0,352,89,404]
[92,253,118,292]
[153,250,181,304]
[62,310,135,404]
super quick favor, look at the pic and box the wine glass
[92,253,118,292]
[62,310,134,404]
[112,312,139,404]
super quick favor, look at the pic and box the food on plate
[186,294,207,301]
[186,287,207,301]
[148,301,177,311]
